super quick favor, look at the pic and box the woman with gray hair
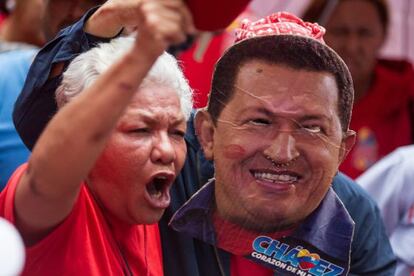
[0,1,194,275]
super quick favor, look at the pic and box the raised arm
[14,0,195,150]
[14,0,194,245]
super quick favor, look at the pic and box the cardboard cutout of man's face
[196,60,355,232]
[173,60,356,275]
[171,11,356,274]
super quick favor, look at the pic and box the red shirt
[178,9,258,109]
[179,33,226,108]
[231,255,273,276]
[0,164,163,276]
[213,212,294,276]
[0,13,6,26]
[340,60,414,178]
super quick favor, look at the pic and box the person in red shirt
[302,0,414,178]
[0,1,195,275]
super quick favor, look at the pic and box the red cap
[186,0,251,31]
[235,12,326,44]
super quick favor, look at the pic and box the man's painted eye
[249,118,271,126]
[302,125,322,134]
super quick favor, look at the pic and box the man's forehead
[226,61,340,117]
[235,60,338,96]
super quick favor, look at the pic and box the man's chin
[226,210,297,233]
[250,216,297,233]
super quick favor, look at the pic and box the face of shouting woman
[88,83,187,225]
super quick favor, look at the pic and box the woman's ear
[194,110,215,160]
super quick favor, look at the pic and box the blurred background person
[177,8,258,108]
[0,0,6,25]
[0,0,105,190]
[0,0,46,51]
[0,0,46,190]
[0,47,36,190]
[302,0,414,178]
[357,145,414,276]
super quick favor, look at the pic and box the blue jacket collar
[170,180,354,272]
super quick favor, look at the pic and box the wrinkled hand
[85,0,195,43]
[135,0,195,56]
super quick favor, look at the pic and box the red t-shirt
[178,9,258,109]
[0,164,163,276]
[213,212,294,276]
[179,33,226,108]
[0,12,6,26]
[340,60,414,178]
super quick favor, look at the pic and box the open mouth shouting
[145,172,175,209]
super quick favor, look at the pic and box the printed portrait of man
[170,12,357,275]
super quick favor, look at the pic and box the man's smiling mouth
[250,169,302,185]
[253,171,298,183]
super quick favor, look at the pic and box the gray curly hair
[56,36,193,119]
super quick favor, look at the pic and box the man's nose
[151,133,176,164]
[263,131,300,163]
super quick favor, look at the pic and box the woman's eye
[131,128,150,134]
[249,118,271,126]
[171,129,186,138]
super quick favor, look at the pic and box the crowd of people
[0,0,413,275]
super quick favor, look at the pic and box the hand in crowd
[85,0,195,55]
